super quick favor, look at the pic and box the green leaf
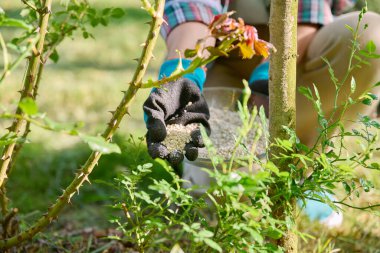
[80,134,121,154]
[0,133,19,147]
[366,40,376,54]
[265,228,283,240]
[111,8,125,19]
[265,161,279,175]
[184,49,197,58]
[0,17,33,30]
[298,86,313,101]
[19,97,38,115]
[345,24,354,33]
[203,238,222,253]
[198,230,214,238]
[102,8,112,15]
[206,46,229,57]
[49,49,59,63]
[190,223,201,230]
[342,182,351,194]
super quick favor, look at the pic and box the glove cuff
[249,61,269,84]
[159,59,206,91]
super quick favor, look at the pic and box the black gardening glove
[143,78,210,166]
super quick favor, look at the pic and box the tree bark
[269,0,298,252]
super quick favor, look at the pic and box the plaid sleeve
[161,0,222,39]
[298,0,357,26]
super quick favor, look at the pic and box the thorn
[140,42,146,47]
[75,185,80,194]
[83,175,91,184]
[145,21,152,25]
[133,58,139,62]
[108,110,115,115]
[68,192,75,203]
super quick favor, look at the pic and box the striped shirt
[161,0,357,38]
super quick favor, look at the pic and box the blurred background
[1,0,380,251]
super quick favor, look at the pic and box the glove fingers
[184,143,198,161]
[190,129,205,148]
[148,143,169,159]
[167,150,184,166]
[146,118,167,143]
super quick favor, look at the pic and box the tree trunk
[268,0,298,252]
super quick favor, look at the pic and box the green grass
[1,0,380,251]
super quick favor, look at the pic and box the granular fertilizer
[198,107,266,160]
[161,108,266,160]
[162,123,198,153]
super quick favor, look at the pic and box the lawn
[1,0,380,252]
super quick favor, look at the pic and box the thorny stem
[0,0,52,189]
[140,56,218,89]
[0,65,45,216]
[0,0,165,249]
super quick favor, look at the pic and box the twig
[0,33,9,74]
[0,36,40,85]
[2,208,18,239]
[21,0,39,12]
[0,0,165,249]
[307,197,380,211]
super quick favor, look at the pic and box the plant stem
[0,36,40,85]
[0,0,52,189]
[0,65,45,217]
[0,0,165,249]
[268,0,298,252]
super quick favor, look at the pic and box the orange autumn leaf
[254,40,271,59]
[208,12,274,59]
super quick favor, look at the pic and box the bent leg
[297,11,380,145]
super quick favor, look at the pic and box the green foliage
[0,0,379,251]
[106,4,380,252]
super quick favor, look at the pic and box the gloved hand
[248,61,269,116]
[143,59,210,166]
